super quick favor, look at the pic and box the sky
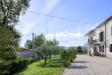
[16,0,112,47]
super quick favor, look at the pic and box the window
[99,31,104,42]
[99,46,101,52]
[102,45,104,52]
[110,44,112,52]
[99,45,104,52]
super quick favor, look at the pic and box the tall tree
[25,40,33,49]
[0,0,31,74]
[77,46,83,53]
[38,43,49,65]
[0,26,16,62]
[45,39,59,60]
[0,0,30,26]
[33,34,45,48]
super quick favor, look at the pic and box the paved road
[62,55,112,75]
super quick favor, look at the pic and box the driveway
[62,55,112,75]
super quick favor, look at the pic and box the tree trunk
[44,57,47,65]
[49,54,51,61]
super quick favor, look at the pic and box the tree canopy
[0,0,30,26]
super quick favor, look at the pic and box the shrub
[60,49,70,67]
[10,58,33,74]
[60,49,68,61]
[68,47,77,62]
[0,58,33,75]
[60,47,77,67]
[0,61,11,75]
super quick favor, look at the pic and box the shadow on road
[74,61,89,63]
[68,65,87,69]
[67,60,88,69]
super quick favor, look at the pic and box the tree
[0,0,31,74]
[38,43,49,65]
[0,26,16,62]
[25,40,33,49]
[33,34,45,48]
[52,46,60,56]
[77,46,83,53]
[45,39,59,60]
[0,0,30,26]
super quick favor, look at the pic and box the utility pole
[32,33,35,50]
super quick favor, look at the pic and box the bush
[0,58,33,75]
[60,49,68,61]
[10,58,33,74]
[60,47,77,67]
[0,61,11,75]
[0,46,16,61]
[60,49,70,67]
[68,47,77,62]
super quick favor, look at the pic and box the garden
[0,0,77,75]
[14,55,64,75]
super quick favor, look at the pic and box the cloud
[45,32,84,47]
[46,32,83,40]
[56,32,82,38]
[46,33,54,40]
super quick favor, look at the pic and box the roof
[85,16,112,36]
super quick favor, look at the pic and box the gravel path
[62,55,112,75]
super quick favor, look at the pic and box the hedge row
[0,58,33,75]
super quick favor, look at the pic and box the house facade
[86,16,112,58]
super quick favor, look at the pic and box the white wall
[87,19,112,58]
[106,19,112,58]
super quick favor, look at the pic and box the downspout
[104,22,107,57]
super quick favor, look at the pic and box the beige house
[86,16,112,58]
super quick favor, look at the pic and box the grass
[14,55,64,75]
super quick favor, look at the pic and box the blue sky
[16,0,112,47]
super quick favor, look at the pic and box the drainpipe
[104,22,107,57]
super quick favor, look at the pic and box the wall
[106,19,112,58]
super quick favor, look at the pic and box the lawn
[14,56,64,75]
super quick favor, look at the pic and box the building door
[99,45,104,56]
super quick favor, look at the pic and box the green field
[14,56,64,75]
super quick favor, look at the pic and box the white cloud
[45,32,84,47]
[56,32,82,38]
[16,22,38,35]
[46,32,83,40]
[46,33,54,40]
[56,32,67,38]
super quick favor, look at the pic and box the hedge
[0,58,33,75]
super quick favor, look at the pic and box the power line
[28,11,82,21]
[28,11,96,24]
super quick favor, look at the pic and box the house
[86,16,112,58]
[17,48,40,60]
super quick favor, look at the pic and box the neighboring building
[81,44,88,53]
[17,48,40,60]
[86,16,112,58]
[17,51,33,58]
